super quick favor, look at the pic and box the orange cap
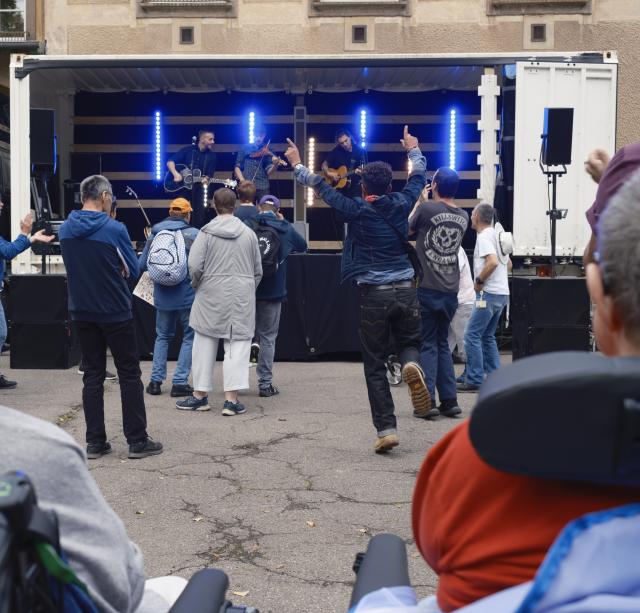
[169,197,192,213]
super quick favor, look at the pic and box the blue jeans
[0,298,7,350]
[151,308,194,385]
[417,288,458,403]
[464,292,508,386]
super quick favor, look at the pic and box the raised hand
[19,213,33,236]
[30,229,55,244]
[400,125,419,151]
[284,138,302,167]
[584,148,611,184]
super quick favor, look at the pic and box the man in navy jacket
[285,126,430,453]
[60,175,163,460]
[138,197,199,398]
[0,202,54,389]
[245,195,307,397]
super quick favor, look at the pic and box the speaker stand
[539,158,567,278]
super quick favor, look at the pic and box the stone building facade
[34,0,640,146]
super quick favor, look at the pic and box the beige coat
[188,214,262,340]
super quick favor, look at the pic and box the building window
[310,0,409,17]
[139,0,235,17]
[531,23,546,42]
[487,0,591,16]
[0,0,26,38]
[352,25,367,44]
[179,26,194,44]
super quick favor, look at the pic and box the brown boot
[374,433,399,453]
[402,362,432,417]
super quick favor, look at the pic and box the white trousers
[192,332,251,393]
[137,576,188,613]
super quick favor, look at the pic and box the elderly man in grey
[176,188,262,415]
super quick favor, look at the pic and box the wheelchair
[349,351,640,612]
[0,471,257,613]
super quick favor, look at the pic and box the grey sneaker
[176,395,210,411]
[222,400,246,416]
[259,384,279,397]
[128,438,163,459]
[87,441,112,460]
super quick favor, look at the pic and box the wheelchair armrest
[169,569,229,613]
[349,534,410,609]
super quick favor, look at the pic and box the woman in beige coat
[176,188,262,414]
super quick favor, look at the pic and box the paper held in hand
[133,271,154,306]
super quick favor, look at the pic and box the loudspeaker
[542,108,573,166]
[510,276,590,327]
[10,323,80,369]
[510,276,591,360]
[8,275,80,369]
[512,325,591,360]
[30,109,56,171]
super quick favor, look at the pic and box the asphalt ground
[1,356,495,612]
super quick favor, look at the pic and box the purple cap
[586,141,640,235]
[258,194,281,210]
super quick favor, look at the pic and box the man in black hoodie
[246,195,307,396]
[60,175,163,460]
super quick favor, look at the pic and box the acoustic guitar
[164,164,237,193]
[323,165,363,190]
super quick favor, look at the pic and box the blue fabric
[356,267,415,285]
[138,217,199,310]
[0,299,6,350]
[235,144,272,191]
[244,211,308,301]
[314,170,426,283]
[59,211,139,323]
[515,504,640,613]
[150,308,194,385]
[417,287,458,401]
[168,144,217,177]
[0,234,30,281]
[464,291,508,385]
[234,205,259,223]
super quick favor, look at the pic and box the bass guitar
[323,165,363,190]
[164,164,237,193]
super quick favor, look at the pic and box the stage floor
[0,356,510,612]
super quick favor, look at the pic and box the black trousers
[359,286,421,434]
[189,184,206,229]
[76,319,148,446]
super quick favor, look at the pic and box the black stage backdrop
[134,254,361,361]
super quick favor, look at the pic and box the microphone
[192,135,197,146]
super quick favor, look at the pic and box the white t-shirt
[473,227,509,295]
[457,247,475,305]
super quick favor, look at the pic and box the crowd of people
[1,125,638,612]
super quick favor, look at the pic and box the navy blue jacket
[244,212,307,301]
[0,234,31,285]
[314,173,426,283]
[138,217,199,311]
[60,211,139,322]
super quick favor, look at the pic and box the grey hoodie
[188,214,262,340]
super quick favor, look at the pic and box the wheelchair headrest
[469,352,640,486]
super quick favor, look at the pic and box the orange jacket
[412,421,640,612]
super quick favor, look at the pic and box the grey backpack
[146,229,188,286]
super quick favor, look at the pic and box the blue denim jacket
[295,148,426,283]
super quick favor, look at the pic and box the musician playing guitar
[234,127,284,202]
[322,129,368,199]
[166,129,217,229]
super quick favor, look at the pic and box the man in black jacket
[285,127,430,453]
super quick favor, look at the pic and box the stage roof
[17,52,610,94]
